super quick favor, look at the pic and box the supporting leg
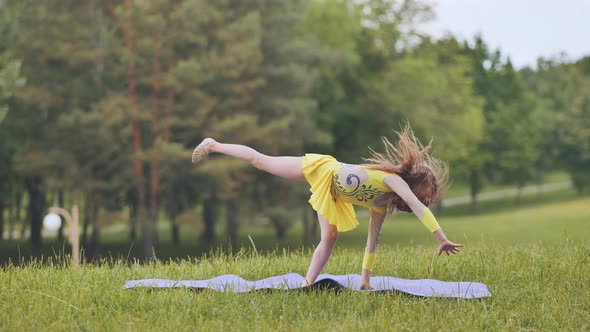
[304,213,339,285]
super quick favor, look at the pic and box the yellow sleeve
[362,252,376,271]
[421,208,441,233]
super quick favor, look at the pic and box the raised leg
[194,138,306,182]
[304,213,339,285]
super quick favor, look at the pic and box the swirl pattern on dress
[331,174,385,203]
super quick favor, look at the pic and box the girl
[192,125,463,290]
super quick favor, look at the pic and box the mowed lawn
[240,190,590,252]
[1,196,589,331]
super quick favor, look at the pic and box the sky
[424,0,590,68]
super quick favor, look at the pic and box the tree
[0,62,24,240]
[302,0,438,162]
[165,0,263,251]
[462,37,539,208]
[0,0,25,240]
[6,0,106,250]
[521,58,565,188]
[483,60,539,192]
[106,0,153,258]
[556,60,590,193]
[558,96,590,193]
[370,37,484,177]
[251,0,330,242]
[300,0,364,161]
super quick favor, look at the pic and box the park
[0,0,589,331]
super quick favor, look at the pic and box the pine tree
[7,0,105,250]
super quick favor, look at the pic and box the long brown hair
[362,124,449,213]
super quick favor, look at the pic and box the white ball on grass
[43,213,62,231]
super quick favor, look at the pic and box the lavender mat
[125,273,491,298]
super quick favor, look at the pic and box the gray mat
[125,273,491,298]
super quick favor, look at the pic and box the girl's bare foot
[192,138,216,164]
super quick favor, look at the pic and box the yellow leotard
[302,154,394,232]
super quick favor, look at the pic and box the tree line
[0,0,589,259]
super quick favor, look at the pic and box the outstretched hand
[437,240,463,256]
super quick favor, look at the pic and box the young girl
[192,125,462,290]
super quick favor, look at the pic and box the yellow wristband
[421,208,441,233]
[362,252,376,271]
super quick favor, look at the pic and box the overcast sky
[424,0,590,68]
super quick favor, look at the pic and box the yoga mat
[125,273,491,298]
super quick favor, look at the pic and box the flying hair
[362,124,449,213]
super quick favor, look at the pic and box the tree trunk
[129,200,137,241]
[89,206,100,259]
[469,170,480,212]
[25,176,45,253]
[163,73,177,247]
[275,221,286,239]
[82,199,91,246]
[162,23,176,142]
[309,207,318,242]
[19,190,27,240]
[201,194,217,245]
[149,29,162,247]
[268,211,288,239]
[8,200,15,240]
[57,190,65,242]
[108,0,150,259]
[0,200,5,240]
[226,199,238,254]
[302,205,311,245]
[121,0,150,259]
[10,189,21,240]
[301,206,318,246]
[170,214,180,245]
[163,90,174,141]
[515,184,524,202]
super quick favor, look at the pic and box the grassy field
[1,244,588,331]
[442,171,570,198]
[0,187,588,261]
[1,193,589,331]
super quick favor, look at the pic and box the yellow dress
[302,154,394,232]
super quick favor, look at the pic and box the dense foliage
[0,0,588,258]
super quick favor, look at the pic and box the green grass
[1,244,588,331]
[1,193,590,330]
[443,171,570,198]
[2,188,588,262]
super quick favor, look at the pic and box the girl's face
[393,182,433,212]
[414,182,435,206]
[410,169,437,207]
[395,167,438,212]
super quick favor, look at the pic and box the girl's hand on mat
[360,281,373,290]
[360,269,373,290]
[437,240,463,256]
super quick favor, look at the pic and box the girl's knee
[250,152,269,170]
[322,228,339,243]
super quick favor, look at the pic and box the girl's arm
[360,210,386,290]
[383,175,463,255]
